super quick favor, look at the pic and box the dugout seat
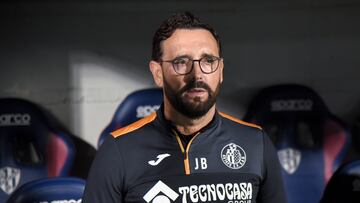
[244,84,351,203]
[98,88,163,147]
[6,177,85,203]
[0,98,75,202]
[320,160,360,203]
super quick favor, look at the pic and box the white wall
[69,52,154,147]
[1,1,359,147]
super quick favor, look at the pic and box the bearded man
[83,12,287,203]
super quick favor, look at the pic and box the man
[83,12,287,203]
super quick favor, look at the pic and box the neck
[164,99,216,135]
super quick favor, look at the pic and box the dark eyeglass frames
[160,56,223,75]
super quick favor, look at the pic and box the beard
[163,77,221,119]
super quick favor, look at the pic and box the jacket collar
[155,104,221,137]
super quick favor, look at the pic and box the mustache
[179,80,212,95]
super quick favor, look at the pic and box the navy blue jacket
[83,108,287,203]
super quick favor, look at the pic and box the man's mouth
[185,88,207,97]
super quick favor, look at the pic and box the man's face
[151,29,224,119]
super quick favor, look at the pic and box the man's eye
[204,57,216,63]
[173,58,188,65]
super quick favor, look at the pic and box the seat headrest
[111,88,163,126]
[0,98,50,132]
[6,177,85,203]
[244,84,334,148]
[98,88,163,147]
[245,84,329,121]
[320,160,360,203]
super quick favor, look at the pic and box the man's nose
[191,60,203,79]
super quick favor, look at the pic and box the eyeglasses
[160,56,223,75]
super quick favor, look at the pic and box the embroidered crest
[221,143,246,169]
[0,167,21,195]
[278,148,301,174]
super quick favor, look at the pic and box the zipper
[173,129,200,175]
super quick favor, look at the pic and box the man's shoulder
[219,112,262,130]
[110,112,157,139]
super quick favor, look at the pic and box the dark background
[1,0,359,146]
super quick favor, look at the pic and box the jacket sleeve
[82,136,124,203]
[257,131,288,203]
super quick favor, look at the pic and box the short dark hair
[151,11,222,61]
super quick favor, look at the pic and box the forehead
[161,29,219,58]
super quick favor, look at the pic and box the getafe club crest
[221,143,246,169]
[278,148,301,174]
[0,167,21,195]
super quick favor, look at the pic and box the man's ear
[149,60,163,87]
[219,59,224,84]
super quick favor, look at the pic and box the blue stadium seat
[244,84,351,203]
[320,160,360,203]
[98,88,163,147]
[6,177,85,203]
[0,98,75,202]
